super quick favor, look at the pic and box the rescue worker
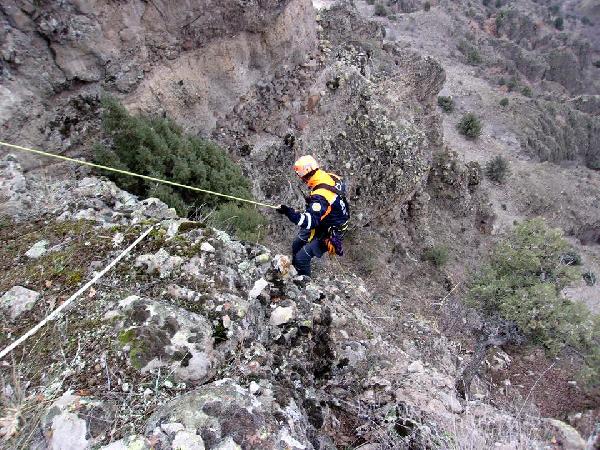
[277,155,350,277]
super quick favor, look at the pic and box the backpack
[313,173,350,256]
[313,172,351,219]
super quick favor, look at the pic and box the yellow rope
[0,141,278,209]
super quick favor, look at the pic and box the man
[277,155,350,277]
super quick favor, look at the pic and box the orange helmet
[293,155,319,178]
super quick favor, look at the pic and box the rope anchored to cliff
[0,141,278,209]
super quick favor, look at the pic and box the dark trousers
[292,229,326,277]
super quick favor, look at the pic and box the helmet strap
[302,168,318,183]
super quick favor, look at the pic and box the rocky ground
[0,155,569,450]
[1,0,600,448]
[356,0,600,443]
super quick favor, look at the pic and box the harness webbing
[312,183,344,197]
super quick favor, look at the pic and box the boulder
[134,198,178,221]
[171,430,206,450]
[99,435,149,450]
[135,248,183,278]
[200,242,216,253]
[0,156,29,216]
[25,240,49,258]
[145,379,314,450]
[0,156,27,195]
[254,253,271,265]
[112,296,215,382]
[544,419,586,450]
[437,391,464,414]
[249,278,269,299]
[38,391,115,449]
[270,305,297,326]
[1,286,40,320]
[407,360,425,374]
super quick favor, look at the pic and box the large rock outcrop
[144,378,316,449]
[492,4,597,95]
[0,153,558,449]
[215,4,445,225]
[0,0,317,152]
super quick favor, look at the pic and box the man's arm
[277,197,327,230]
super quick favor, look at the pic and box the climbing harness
[324,223,348,256]
[0,141,278,209]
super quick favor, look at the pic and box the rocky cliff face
[214,5,445,225]
[445,0,600,97]
[513,97,600,169]
[0,156,554,449]
[1,0,600,448]
[2,1,443,226]
[0,0,316,152]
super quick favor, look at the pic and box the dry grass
[447,412,544,450]
[0,218,178,447]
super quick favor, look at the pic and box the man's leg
[292,236,305,260]
[293,239,326,277]
[292,229,311,266]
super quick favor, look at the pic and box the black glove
[276,204,292,215]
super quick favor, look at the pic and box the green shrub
[374,3,388,16]
[95,97,265,241]
[495,10,506,29]
[424,1,431,11]
[499,97,509,107]
[210,203,266,243]
[581,339,600,386]
[458,40,482,65]
[457,113,483,139]
[423,245,449,267]
[560,251,582,266]
[466,219,599,355]
[507,77,518,92]
[437,96,454,113]
[554,16,564,30]
[593,60,600,69]
[498,77,506,86]
[482,0,491,6]
[549,4,560,15]
[495,0,502,7]
[485,155,510,183]
[521,86,533,97]
[367,0,375,4]
[581,16,592,26]
[583,271,597,287]
[468,48,482,65]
